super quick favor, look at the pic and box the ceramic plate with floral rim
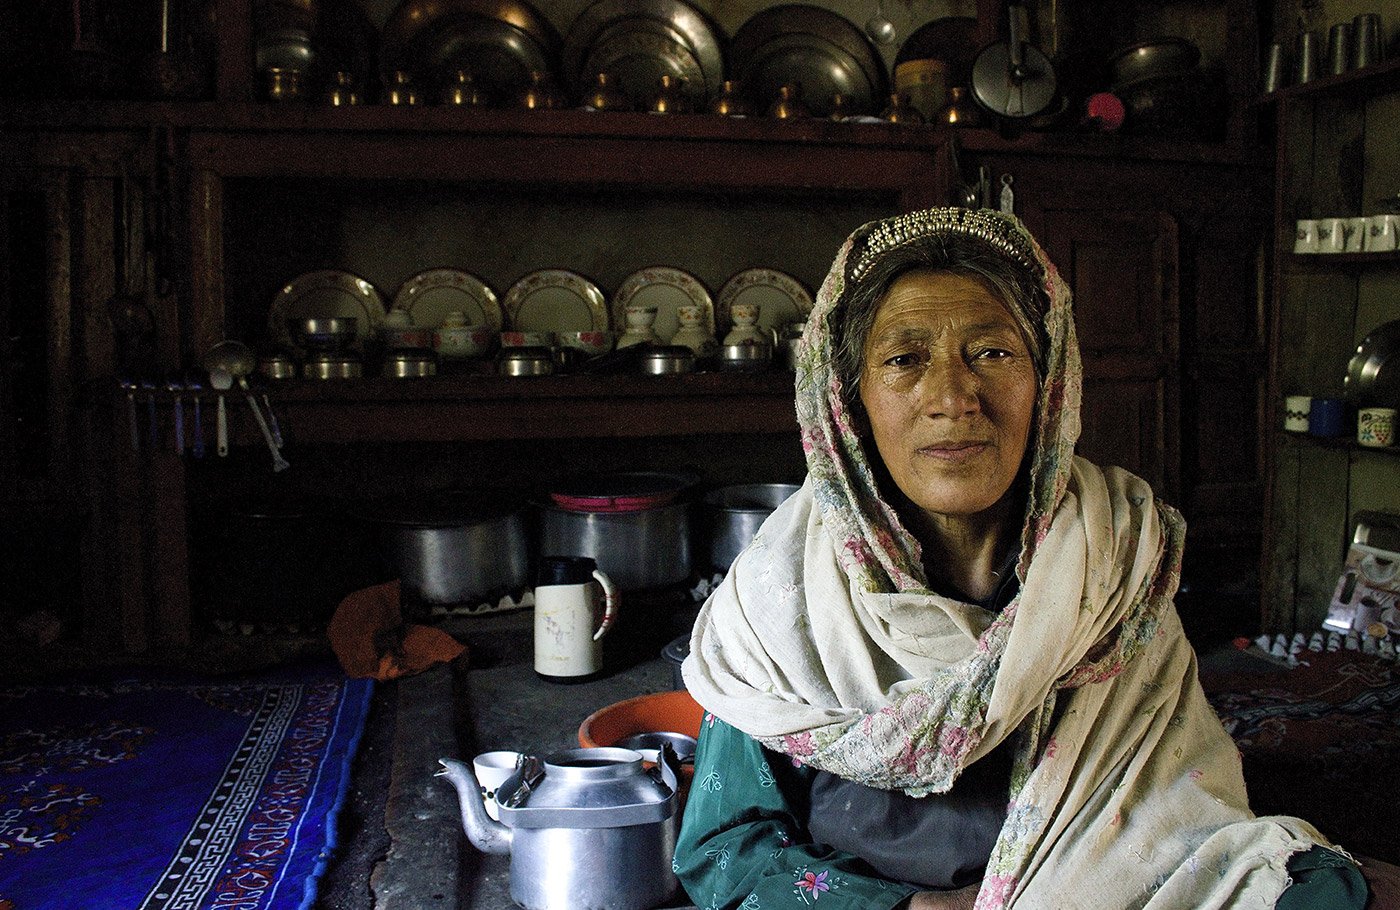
[267,269,386,349]
[611,266,713,343]
[503,270,609,332]
[391,268,503,330]
[716,268,813,335]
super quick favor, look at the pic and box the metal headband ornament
[850,207,1041,282]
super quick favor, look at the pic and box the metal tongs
[501,754,545,809]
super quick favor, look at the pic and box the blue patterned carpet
[0,661,373,910]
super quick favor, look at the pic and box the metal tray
[731,4,887,116]
[381,0,560,100]
[563,0,725,105]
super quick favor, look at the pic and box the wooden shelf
[1258,57,1400,106]
[0,99,1259,167]
[122,369,801,443]
[1278,429,1400,458]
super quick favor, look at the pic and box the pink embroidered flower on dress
[796,869,830,898]
[976,872,1018,909]
[784,731,814,758]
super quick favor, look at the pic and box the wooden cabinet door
[1031,208,1181,499]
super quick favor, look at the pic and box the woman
[676,208,1367,909]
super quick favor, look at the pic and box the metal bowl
[1107,37,1201,89]
[383,350,438,378]
[288,316,359,352]
[303,352,363,379]
[258,352,297,380]
[497,346,555,376]
[639,345,695,374]
[716,341,773,371]
[616,731,698,763]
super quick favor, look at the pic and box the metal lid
[496,747,678,829]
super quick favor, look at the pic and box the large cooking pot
[539,501,691,591]
[367,491,531,607]
[701,482,800,573]
[438,746,681,910]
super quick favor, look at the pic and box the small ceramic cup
[472,750,523,821]
[436,325,495,359]
[1365,214,1399,252]
[1345,216,1368,252]
[1284,395,1311,432]
[1295,219,1320,254]
[500,330,556,349]
[557,330,614,356]
[1357,407,1396,447]
[1319,218,1348,253]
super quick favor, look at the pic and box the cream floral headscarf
[683,208,1339,908]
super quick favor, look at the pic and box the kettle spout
[436,758,513,855]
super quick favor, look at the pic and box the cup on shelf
[500,330,556,349]
[1308,396,1346,437]
[1295,30,1321,84]
[1263,42,1288,93]
[1365,214,1398,252]
[1295,219,1320,253]
[1284,395,1312,432]
[1327,22,1353,75]
[1357,407,1396,447]
[1346,216,1368,252]
[1318,217,1347,253]
[1353,13,1384,69]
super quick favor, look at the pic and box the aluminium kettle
[437,745,681,910]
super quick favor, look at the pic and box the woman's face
[858,269,1038,524]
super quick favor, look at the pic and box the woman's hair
[831,230,1051,415]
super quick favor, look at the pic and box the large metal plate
[1345,318,1400,408]
[731,4,887,113]
[563,0,725,103]
[581,19,707,107]
[737,32,877,117]
[382,0,559,100]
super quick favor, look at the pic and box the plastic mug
[1295,219,1320,253]
[1284,395,1311,432]
[1293,217,1316,252]
[1365,214,1398,252]
[1308,397,1346,437]
[1319,218,1347,253]
[1358,407,1396,447]
[1345,216,1367,252]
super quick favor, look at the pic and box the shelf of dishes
[258,264,812,376]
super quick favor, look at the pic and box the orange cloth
[327,580,466,680]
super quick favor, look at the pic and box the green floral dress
[675,713,1368,910]
[676,713,918,910]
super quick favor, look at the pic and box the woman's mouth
[918,441,990,462]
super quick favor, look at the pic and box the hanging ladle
[201,340,289,472]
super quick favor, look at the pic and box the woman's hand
[902,884,979,909]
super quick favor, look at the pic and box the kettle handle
[591,569,619,641]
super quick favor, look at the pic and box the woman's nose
[919,355,980,417]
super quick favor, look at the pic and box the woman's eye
[884,352,921,367]
[973,347,1014,361]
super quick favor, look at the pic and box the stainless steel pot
[539,501,691,590]
[438,747,681,910]
[701,482,800,572]
[369,492,531,606]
